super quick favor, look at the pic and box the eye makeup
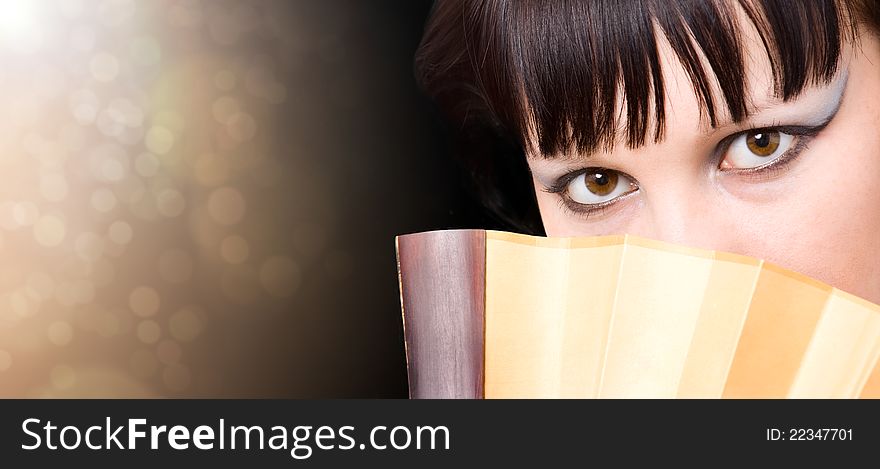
[714,72,848,180]
[536,68,850,219]
[550,182,640,220]
[714,123,826,182]
[542,169,639,219]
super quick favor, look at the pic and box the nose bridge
[628,184,730,252]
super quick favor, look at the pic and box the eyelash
[543,169,639,219]
[715,124,820,181]
[543,123,828,218]
[552,189,626,219]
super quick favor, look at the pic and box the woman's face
[527,28,880,304]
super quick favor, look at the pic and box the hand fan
[395,229,880,398]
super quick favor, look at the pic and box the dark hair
[414,0,878,235]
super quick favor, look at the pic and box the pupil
[754,133,769,147]
[593,173,608,185]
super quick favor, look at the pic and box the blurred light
[47,321,74,346]
[156,340,181,365]
[74,232,105,262]
[25,272,56,301]
[134,152,160,177]
[0,350,12,372]
[50,365,77,390]
[220,235,249,264]
[0,0,324,399]
[91,188,118,212]
[162,363,191,392]
[0,1,44,53]
[129,286,160,317]
[259,256,300,298]
[33,215,67,247]
[90,52,120,82]
[169,307,204,342]
[145,126,175,154]
[129,349,159,379]
[156,189,186,217]
[107,221,133,245]
[157,249,193,284]
[136,320,161,344]
[208,187,246,225]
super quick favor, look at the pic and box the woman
[414,0,880,304]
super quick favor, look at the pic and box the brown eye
[746,130,780,157]
[720,129,794,170]
[567,168,635,205]
[584,170,618,196]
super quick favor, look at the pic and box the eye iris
[584,170,618,196]
[746,130,780,157]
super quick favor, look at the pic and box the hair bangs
[466,0,855,158]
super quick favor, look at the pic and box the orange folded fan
[395,229,880,399]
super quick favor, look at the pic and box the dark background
[286,0,481,397]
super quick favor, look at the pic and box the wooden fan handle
[396,229,486,399]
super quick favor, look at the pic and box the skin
[526,19,880,304]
